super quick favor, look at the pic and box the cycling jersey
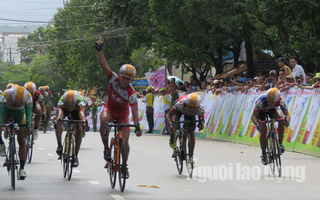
[105,71,138,115]
[254,94,288,112]
[170,94,205,117]
[32,90,44,104]
[57,92,86,111]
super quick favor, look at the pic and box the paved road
[0,131,319,200]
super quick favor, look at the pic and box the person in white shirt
[289,56,306,83]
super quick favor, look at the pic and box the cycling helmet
[44,86,50,92]
[63,90,78,105]
[185,93,201,108]
[24,82,36,95]
[266,88,280,103]
[7,83,14,89]
[38,86,45,92]
[119,64,136,79]
[13,84,19,88]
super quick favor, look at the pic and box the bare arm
[131,105,139,126]
[166,109,175,130]
[96,36,112,79]
[251,111,260,126]
[40,100,46,117]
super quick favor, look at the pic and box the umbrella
[167,76,184,85]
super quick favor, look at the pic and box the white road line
[38,147,44,150]
[47,154,54,156]
[73,169,81,173]
[89,181,100,185]
[111,195,125,200]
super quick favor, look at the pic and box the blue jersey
[254,94,288,112]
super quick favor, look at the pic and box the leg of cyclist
[32,102,41,140]
[169,114,179,149]
[0,131,5,157]
[72,109,86,167]
[186,115,196,162]
[272,109,285,153]
[17,128,27,179]
[253,110,269,165]
[55,108,65,156]
[100,106,113,161]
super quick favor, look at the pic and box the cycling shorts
[258,108,277,121]
[4,107,27,128]
[101,105,130,131]
[62,109,80,120]
[176,111,196,127]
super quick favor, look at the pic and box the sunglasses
[119,74,133,81]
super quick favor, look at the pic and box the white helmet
[119,64,136,79]
[24,82,36,95]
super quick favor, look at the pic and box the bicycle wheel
[118,138,127,192]
[27,129,34,163]
[10,141,15,190]
[109,137,116,189]
[185,134,194,178]
[266,133,275,175]
[67,135,74,181]
[43,121,47,133]
[62,133,69,178]
[274,138,282,177]
[175,131,183,175]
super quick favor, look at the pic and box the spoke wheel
[185,134,194,178]
[118,138,127,192]
[274,138,282,177]
[175,131,183,175]
[10,142,15,190]
[67,136,74,181]
[27,129,34,163]
[62,134,69,178]
[267,134,275,175]
[109,137,116,189]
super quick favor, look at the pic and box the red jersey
[32,90,44,103]
[106,71,138,115]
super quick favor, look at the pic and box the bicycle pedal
[104,164,109,169]
[58,156,62,160]
[3,162,7,167]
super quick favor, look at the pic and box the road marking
[89,181,100,185]
[111,195,125,200]
[47,154,54,156]
[73,169,81,173]
[38,147,44,150]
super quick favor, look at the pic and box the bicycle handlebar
[172,120,203,124]
[58,119,85,123]
[260,117,286,124]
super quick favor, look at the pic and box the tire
[109,137,116,189]
[27,129,34,164]
[10,141,15,190]
[67,135,74,181]
[62,133,69,178]
[185,134,194,178]
[44,121,47,133]
[175,131,183,175]
[118,138,127,192]
[274,138,282,177]
[266,133,275,175]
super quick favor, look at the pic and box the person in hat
[259,70,277,91]
[297,73,320,90]
[277,57,292,78]
[160,87,171,135]
[143,86,155,133]
[91,97,98,132]
[280,74,295,92]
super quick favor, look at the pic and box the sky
[0,0,64,26]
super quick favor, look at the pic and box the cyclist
[0,86,33,179]
[55,90,86,167]
[24,82,46,140]
[96,37,141,178]
[166,93,205,163]
[44,86,53,124]
[251,87,290,165]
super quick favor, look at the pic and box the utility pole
[9,46,12,64]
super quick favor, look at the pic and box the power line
[0,18,49,23]
[0,0,62,3]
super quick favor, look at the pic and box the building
[0,32,29,65]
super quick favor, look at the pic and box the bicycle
[104,120,138,192]
[58,117,84,181]
[172,119,202,178]
[1,120,28,190]
[261,118,285,177]
[26,113,43,164]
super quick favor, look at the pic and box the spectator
[143,86,155,133]
[184,81,190,90]
[170,83,179,110]
[303,73,314,86]
[298,73,320,90]
[190,75,196,86]
[260,70,277,91]
[160,87,171,135]
[275,70,286,89]
[295,74,304,85]
[242,78,254,93]
[178,82,187,91]
[289,56,306,83]
[200,81,208,91]
[277,57,292,77]
[234,78,246,92]
[281,74,295,92]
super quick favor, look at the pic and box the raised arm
[96,36,112,79]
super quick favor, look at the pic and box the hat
[253,76,259,81]
[160,87,167,92]
[311,73,320,83]
[286,74,294,79]
[91,98,96,101]
[296,74,303,79]
[269,70,277,75]
[147,86,153,91]
[240,78,247,82]
[277,57,286,63]
[169,83,176,87]
[213,80,219,84]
